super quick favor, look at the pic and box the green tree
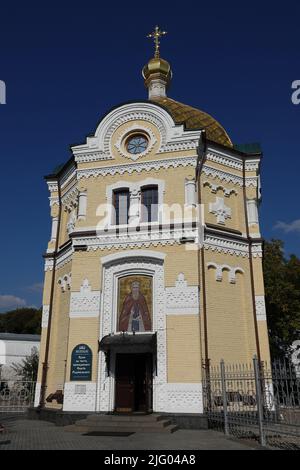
[263,239,300,358]
[0,307,42,334]
[11,347,39,382]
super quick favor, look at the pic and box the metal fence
[0,380,36,413]
[203,357,300,450]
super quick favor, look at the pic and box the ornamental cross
[209,197,231,225]
[147,25,167,58]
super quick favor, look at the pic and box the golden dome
[150,96,233,148]
[142,57,172,82]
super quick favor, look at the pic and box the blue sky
[0,1,299,311]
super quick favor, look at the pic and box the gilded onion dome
[151,96,233,148]
[143,26,232,148]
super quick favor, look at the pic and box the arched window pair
[113,185,158,225]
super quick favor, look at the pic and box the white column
[185,178,196,206]
[128,188,140,226]
[78,191,87,220]
[51,216,58,241]
[247,199,258,225]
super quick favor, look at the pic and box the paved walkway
[0,415,259,450]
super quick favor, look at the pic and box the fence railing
[0,380,36,413]
[203,357,300,449]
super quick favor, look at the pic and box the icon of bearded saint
[118,281,151,332]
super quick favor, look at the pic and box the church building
[35,27,271,415]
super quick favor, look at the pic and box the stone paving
[0,415,260,450]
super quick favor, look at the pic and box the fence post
[253,355,266,447]
[220,359,229,435]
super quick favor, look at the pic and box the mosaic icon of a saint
[118,279,152,332]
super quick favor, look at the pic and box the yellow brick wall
[166,315,202,382]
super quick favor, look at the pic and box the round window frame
[125,132,149,156]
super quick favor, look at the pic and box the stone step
[74,418,172,428]
[64,424,179,434]
[85,413,165,422]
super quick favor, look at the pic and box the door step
[64,413,178,434]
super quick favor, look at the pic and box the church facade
[35,33,270,415]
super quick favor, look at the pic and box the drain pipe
[196,132,209,370]
[242,157,262,364]
[39,178,62,407]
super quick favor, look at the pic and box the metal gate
[203,357,300,449]
[0,380,36,413]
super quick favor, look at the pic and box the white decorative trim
[72,103,202,163]
[203,181,237,197]
[164,383,203,413]
[245,160,260,172]
[204,235,249,257]
[203,165,257,187]
[114,124,157,161]
[165,273,199,314]
[75,151,113,163]
[49,196,59,207]
[96,253,167,413]
[61,185,79,207]
[78,156,196,179]
[60,165,77,190]
[206,147,260,173]
[44,258,54,271]
[47,182,58,193]
[56,248,73,270]
[63,382,97,412]
[58,273,72,292]
[206,150,243,170]
[69,279,100,318]
[251,243,263,258]
[34,382,41,407]
[101,249,166,266]
[255,295,267,321]
[74,225,197,252]
[207,262,244,283]
[209,197,231,224]
[42,305,49,328]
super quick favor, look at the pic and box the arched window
[113,189,130,225]
[141,185,158,223]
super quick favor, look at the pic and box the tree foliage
[0,307,41,334]
[263,239,300,358]
[11,347,39,382]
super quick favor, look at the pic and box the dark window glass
[114,189,130,225]
[141,186,158,223]
[126,134,148,155]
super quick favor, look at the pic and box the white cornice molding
[204,234,249,257]
[75,151,113,163]
[206,145,261,172]
[206,149,243,171]
[101,250,166,267]
[202,165,257,187]
[77,155,197,179]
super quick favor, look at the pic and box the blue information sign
[70,344,92,381]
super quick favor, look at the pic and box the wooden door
[115,354,134,412]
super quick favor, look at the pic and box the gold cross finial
[147,25,167,58]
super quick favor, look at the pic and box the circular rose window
[126,134,148,155]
